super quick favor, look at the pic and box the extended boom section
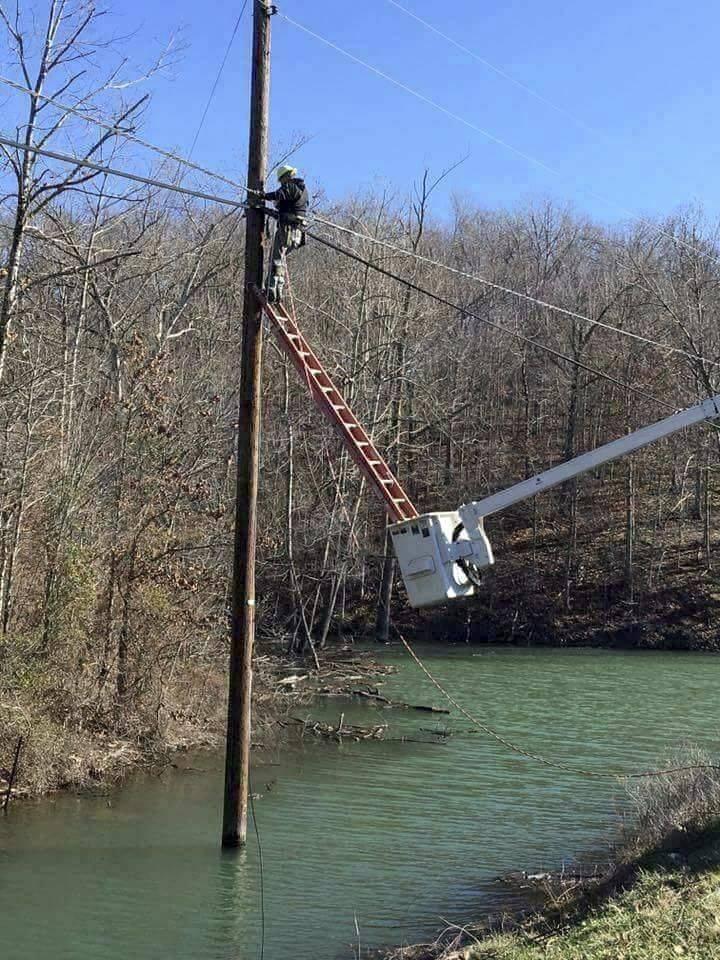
[462,396,720,522]
[392,395,720,608]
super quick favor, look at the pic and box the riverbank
[394,576,720,652]
[3,633,718,804]
[386,761,720,960]
[0,646,394,802]
[392,828,720,960]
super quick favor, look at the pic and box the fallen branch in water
[282,715,447,746]
[288,714,388,742]
[419,726,481,737]
[316,686,450,714]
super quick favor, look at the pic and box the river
[2,645,718,960]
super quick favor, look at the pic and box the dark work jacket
[265,178,309,221]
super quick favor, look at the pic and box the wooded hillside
[2,2,719,784]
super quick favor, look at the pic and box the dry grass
[622,748,720,856]
[0,644,392,801]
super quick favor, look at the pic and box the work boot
[268,278,284,305]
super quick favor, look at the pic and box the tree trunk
[375,530,395,644]
[703,450,711,569]
[0,201,29,383]
[624,456,635,602]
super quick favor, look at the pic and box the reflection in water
[212,848,257,958]
[2,646,719,960]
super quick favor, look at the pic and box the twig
[2,736,23,814]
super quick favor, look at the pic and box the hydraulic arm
[391,396,720,607]
[260,290,720,609]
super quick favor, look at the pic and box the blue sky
[8,0,720,222]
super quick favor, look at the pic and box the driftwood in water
[288,714,388,742]
[283,715,446,746]
[357,689,450,714]
[331,687,451,714]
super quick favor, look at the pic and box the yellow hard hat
[276,164,297,181]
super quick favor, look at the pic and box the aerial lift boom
[390,395,720,607]
[259,292,720,609]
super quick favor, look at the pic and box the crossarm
[460,395,720,524]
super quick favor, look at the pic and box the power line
[279,11,720,272]
[383,0,598,136]
[3,129,720,379]
[278,12,559,180]
[398,632,720,781]
[0,132,248,208]
[188,0,250,159]
[3,21,719,305]
[2,77,718,375]
[305,226,677,406]
[311,215,720,371]
[0,75,246,193]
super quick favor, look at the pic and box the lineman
[263,165,309,304]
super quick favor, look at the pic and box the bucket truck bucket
[389,511,494,608]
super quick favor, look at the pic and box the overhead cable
[311,216,720,370]
[383,0,598,136]
[305,226,676,407]
[187,0,250,159]
[0,75,246,192]
[278,12,558,179]
[279,11,720,271]
[3,131,719,379]
[0,132,247,208]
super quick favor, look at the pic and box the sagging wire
[397,632,720,781]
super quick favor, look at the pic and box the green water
[2,646,719,960]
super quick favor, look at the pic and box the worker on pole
[263,164,308,303]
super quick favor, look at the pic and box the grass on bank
[390,753,720,960]
[469,836,720,960]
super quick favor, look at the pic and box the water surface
[2,646,718,960]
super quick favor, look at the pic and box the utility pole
[222,0,272,848]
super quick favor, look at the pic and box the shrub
[622,748,720,856]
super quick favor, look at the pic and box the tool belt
[279,215,307,248]
[280,214,307,228]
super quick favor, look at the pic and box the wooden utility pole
[222,0,272,848]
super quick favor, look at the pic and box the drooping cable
[278,11,720,271]
[311,216,720,370]
[398,632,720,780]
[305,226,676,408]
[248,776,265,960]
